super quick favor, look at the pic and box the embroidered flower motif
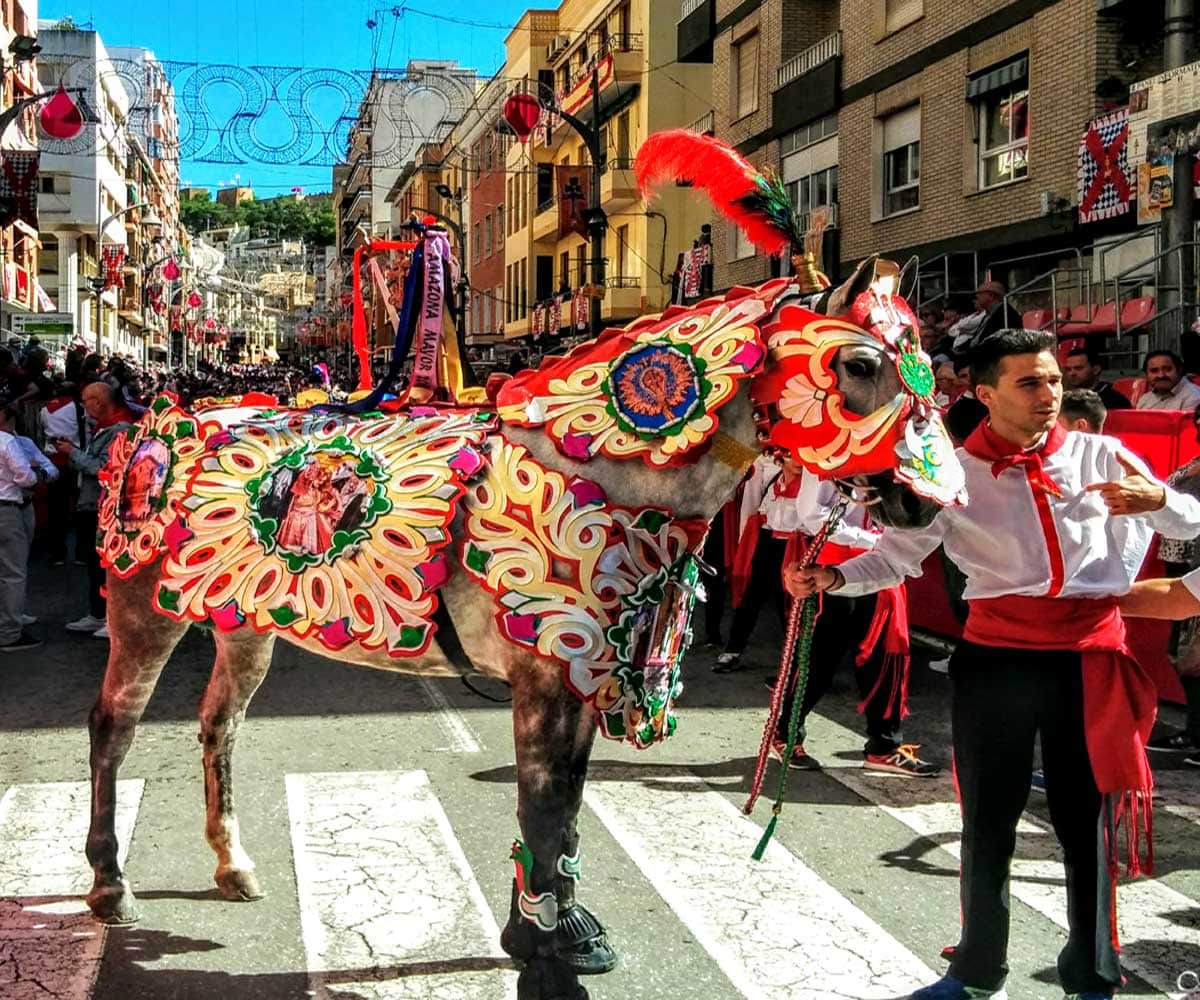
[778,374,832,428]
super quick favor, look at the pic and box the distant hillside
[180,192,335,247]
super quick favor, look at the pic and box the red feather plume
[635,129,803,256]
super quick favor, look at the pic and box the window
[788,166,839,221]
[536,164,553,210]
[780,115,838,155]
[732,33,759,119]
[732,222,755,261]
[882,105,920,216]
[978,86,1029,188]
[473,223,481,263]
[576,244,587,285]
[484,214,492,257]
[883,0,922,34]
[616,225,629,277]
[40,176,55,194]
[497,204,504,243]
[616,112,631,166]
[560,251,570,290]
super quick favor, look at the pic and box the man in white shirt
[0,403,46,652]
[785,328,1200,1000]
[1135,349,1200,410]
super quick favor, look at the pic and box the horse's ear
[825,255,878,316]
[897,256,920,303]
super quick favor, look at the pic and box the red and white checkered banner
[1078,107,1133,224]
[102,245,126,289]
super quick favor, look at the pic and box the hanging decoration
[102,246,126,289]
[38,86,84,140]
[572,287,587,331]
[556,164,591,240]
[0,151,40,230]
[461,439,708,747]
[503,92,542,143]
[497,280,780,468]
[187,290,202,310]
[1078,107,1133,224]
[163,257,181,281]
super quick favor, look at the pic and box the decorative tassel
[752,809,779,861]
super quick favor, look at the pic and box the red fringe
[635,129,791,256]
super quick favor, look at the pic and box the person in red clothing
[784,327,1200,1000]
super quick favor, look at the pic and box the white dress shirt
[786,469,881,550]
[0,430,39,502]
[13,436,57,481]
[836,430,1200,600]
[1135,378,1200,411]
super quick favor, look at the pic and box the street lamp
[90,202,162,355]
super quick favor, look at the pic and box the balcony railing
[679,0,707,19]
[536,196,556,216]
[796,202,840,232]
[776,31,842,89]
[689,110,715,135]
[607,275,640,288]
[566,34,644,92]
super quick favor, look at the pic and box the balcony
[677,0,714,64]
[555,35,644,128]
[603,275,643,319]
[600,158,638,208]
[345,186,371,223]
[689,110,715,135]
[796,202,840,233]
[532,197,558,242]
[772,32,842,135]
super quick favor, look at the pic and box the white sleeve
[1110,445,1200,540]
[0,437,37,489]
[835,515,950,596]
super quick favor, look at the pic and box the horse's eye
[845,359,877,378]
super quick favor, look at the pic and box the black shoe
[1146,729,1196,753]
[0,631,43,653]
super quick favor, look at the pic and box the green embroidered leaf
[151,396,172,414]
[633,510,668,534]
[397,625,427,649]
[465,544,491,574]
[157,586,180,612]
[114,552,133,571]
[329,434,354,452]
[175,420,195,438]
[269,605,301,626]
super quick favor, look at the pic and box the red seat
[1022,309,1051,331]
[1113,376,1146,405]
[1119,296,1156,333]
[1056,304,1096,335]
[1083,300,1118,335]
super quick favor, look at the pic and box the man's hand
[1085,453,1166,516]
[782,563,840,598]
[53,439,75,457]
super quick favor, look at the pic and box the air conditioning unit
[546,34,569,60]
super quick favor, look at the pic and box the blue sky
[41,1,533,195]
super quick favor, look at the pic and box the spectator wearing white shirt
[1135,350,1200,410]
[0,404,45,651]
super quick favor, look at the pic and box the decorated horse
[84,131,966,1000]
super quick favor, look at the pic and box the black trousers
[725,533,787,654]
[75,510,105,618]
[44,471,75,562]
[948,641,1119,995]
[780,590,902,754]
[1164,561,1200,741]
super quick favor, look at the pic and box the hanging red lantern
[187,291,202,309]
[162,258,181,281]
[39,85,84,140]
[205,316,216,330]
[503,92,542,143]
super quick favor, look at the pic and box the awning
[966,55,1028,100]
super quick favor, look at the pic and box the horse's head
[752,256,966,528]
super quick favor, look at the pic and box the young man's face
[1061,354,1098,390]
[975,350,1063,440]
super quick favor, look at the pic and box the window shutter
[736,34,759,116]
[883,104,920,152]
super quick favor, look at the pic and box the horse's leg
[87,571,189,923]
[200,627,275,901]
[500,657,597,1000]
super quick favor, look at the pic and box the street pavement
[2,556,1199,1000]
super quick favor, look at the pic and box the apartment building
[681,0,1158,296]
[501,0,712,340]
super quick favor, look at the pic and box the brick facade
[468,129,507,339]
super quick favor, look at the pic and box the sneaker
[20,614,36,625]
[909,976,1006,999]
[65,615,105,634]
[712,651,743,673]
[768,739,820,770]
[1030,769,1046,794]
[0,631,43,653]
[1146,729,1195,753]
[93,625,110,640]
[928,656,951,674]
[1184,751,1200,769]
[864,743,941,778]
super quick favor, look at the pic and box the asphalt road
[2,558,1198,1000]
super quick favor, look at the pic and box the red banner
[102,245,125,289]
[556,164,590,240]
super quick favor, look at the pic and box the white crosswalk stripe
[286,770,518,1000]
[3,738,1198,999]
[0,780,143,1000]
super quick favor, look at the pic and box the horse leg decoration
[86,130,967,1000]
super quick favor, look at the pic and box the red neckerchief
[963,419,1067,498]
[94,407,134,430]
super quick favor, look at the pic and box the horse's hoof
[86,883,139,925]
[215,867,264,901]
[555,903,617,975]
[517,955,588,1000]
